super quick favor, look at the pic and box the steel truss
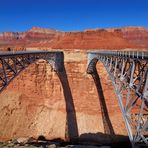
[87,50,148,147]
[0,50,64,92]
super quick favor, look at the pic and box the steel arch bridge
[0,50,64,92]
[0,50,147,147]
[87,50,148,147]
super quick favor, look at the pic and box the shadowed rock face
[0,50,128,143]
[0,26,148,49]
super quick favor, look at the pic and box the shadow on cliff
[88,60,115,137]
[79,132,131,148]
[27,133,131,148]
[57,64,79,141]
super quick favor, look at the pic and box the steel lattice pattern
[87,50,148,148]
[0,50,147,147]
[0,51,63,92]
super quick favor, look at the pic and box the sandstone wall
[1,27,148,49]
[0,49,128,143]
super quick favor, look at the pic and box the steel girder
[87,50,148,147]
[0,50,64,92]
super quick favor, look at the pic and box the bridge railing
[88,50,148,60]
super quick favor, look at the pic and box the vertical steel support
[1,59,7,85]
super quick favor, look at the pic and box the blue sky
[0,0,147,32]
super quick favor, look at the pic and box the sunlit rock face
[0,27,62,50]
[0,49,128,144]
[0,27,60,41]
[106,26,148,48]
[121,27,148,48]
[0,26,148,50]
[0,60,66,141]
[50,29,133,49]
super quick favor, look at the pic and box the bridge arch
[87,50,148,147]
[0,50,79,141]
[0,51,64,92]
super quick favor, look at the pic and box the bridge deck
[0,50,62,57]
[88,50,148,60]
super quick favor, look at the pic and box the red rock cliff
[122,27,148,48]
[106,26,148,48]
[0,26,148,49]
[50,29,133,49]
[0,49,128,143]
[0,27,62,50]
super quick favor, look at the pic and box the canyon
[0,49,128,144]
[0,26,148,50]
[0,26,147,145]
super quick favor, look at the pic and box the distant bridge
[87,50,148,147]
[0,50,64,92]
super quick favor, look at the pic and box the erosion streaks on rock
[0,49,128,144]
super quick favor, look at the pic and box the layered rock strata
[0,49,128,144]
